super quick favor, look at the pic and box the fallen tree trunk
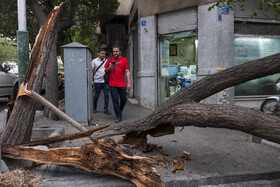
[2,139,164,187]
[93,53,280,146]
[95,103,280,146]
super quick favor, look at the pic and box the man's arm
[125,69,131,90]
[105,67,112,73]
[105,58,114,72]
[92,61,95,86]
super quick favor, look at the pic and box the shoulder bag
[103,57,112,85]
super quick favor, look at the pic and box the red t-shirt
[104,56,130,87]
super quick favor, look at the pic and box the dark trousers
[93,83,110,111]
[110,87,127,120]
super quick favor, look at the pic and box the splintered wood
[2,138,164,187]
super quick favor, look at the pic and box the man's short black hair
[112,44,122,51]
[98,48,106,53]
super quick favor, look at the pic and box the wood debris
[151,156,169,169]
[181,151,191,161]
[172,159,184,173]
[0,169,43,187]
[156,146,169,156]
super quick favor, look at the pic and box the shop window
[159,32,198,104]
[234,36,280,96]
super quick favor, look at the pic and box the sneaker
[93,109,97,113]
[104,110,111,115]
[115,117,122,123]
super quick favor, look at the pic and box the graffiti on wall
[218,89,230,104]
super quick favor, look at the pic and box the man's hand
[127,83,131,90]
[92,81,95,87]
[110,63,115,69]
[105,64,115,73]
[125,69,131,90]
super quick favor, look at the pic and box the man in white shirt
[92,49,111,115]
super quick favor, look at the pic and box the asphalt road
[0,98,9,112]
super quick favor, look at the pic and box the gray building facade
[123,0,280,109]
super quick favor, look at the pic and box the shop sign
[218,5,234,21]
[141,20,147,27]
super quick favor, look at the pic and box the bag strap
[94,58,106,74]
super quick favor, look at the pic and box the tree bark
[2,3,65,145]
[43,32,59,120]
[2,139,164,187]
[26,0,47,26]
[93,53,280,146]
[115,103,280,143]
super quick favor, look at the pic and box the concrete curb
[37,166,280,187]
[261,139,280,151]
[164,171,280,187]
[252,135,280,151]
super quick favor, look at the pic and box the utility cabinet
[61,42,92,125]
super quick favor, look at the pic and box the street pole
[17,0,29,85]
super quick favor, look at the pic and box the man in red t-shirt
[105,45,131,123]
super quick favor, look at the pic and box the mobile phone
[112,61,116,65]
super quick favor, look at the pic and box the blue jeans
[93,83,110,111]
[110,87,127,120]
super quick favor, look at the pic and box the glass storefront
[159,32,198,104]
[234,36,280,96]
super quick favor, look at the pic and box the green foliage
[208,0,280,18]
[0,0,17,38]
[0,0,119,54]
[59,0,119,53]
[0,37,17,64]
[61,0,119,53]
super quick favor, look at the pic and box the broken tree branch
[2,139,164,187]
[19,85,91,134]
[21,123,110,147]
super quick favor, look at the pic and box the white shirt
[92,57,106,83]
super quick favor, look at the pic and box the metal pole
[17,0,29,85]
[18,0,27,31]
